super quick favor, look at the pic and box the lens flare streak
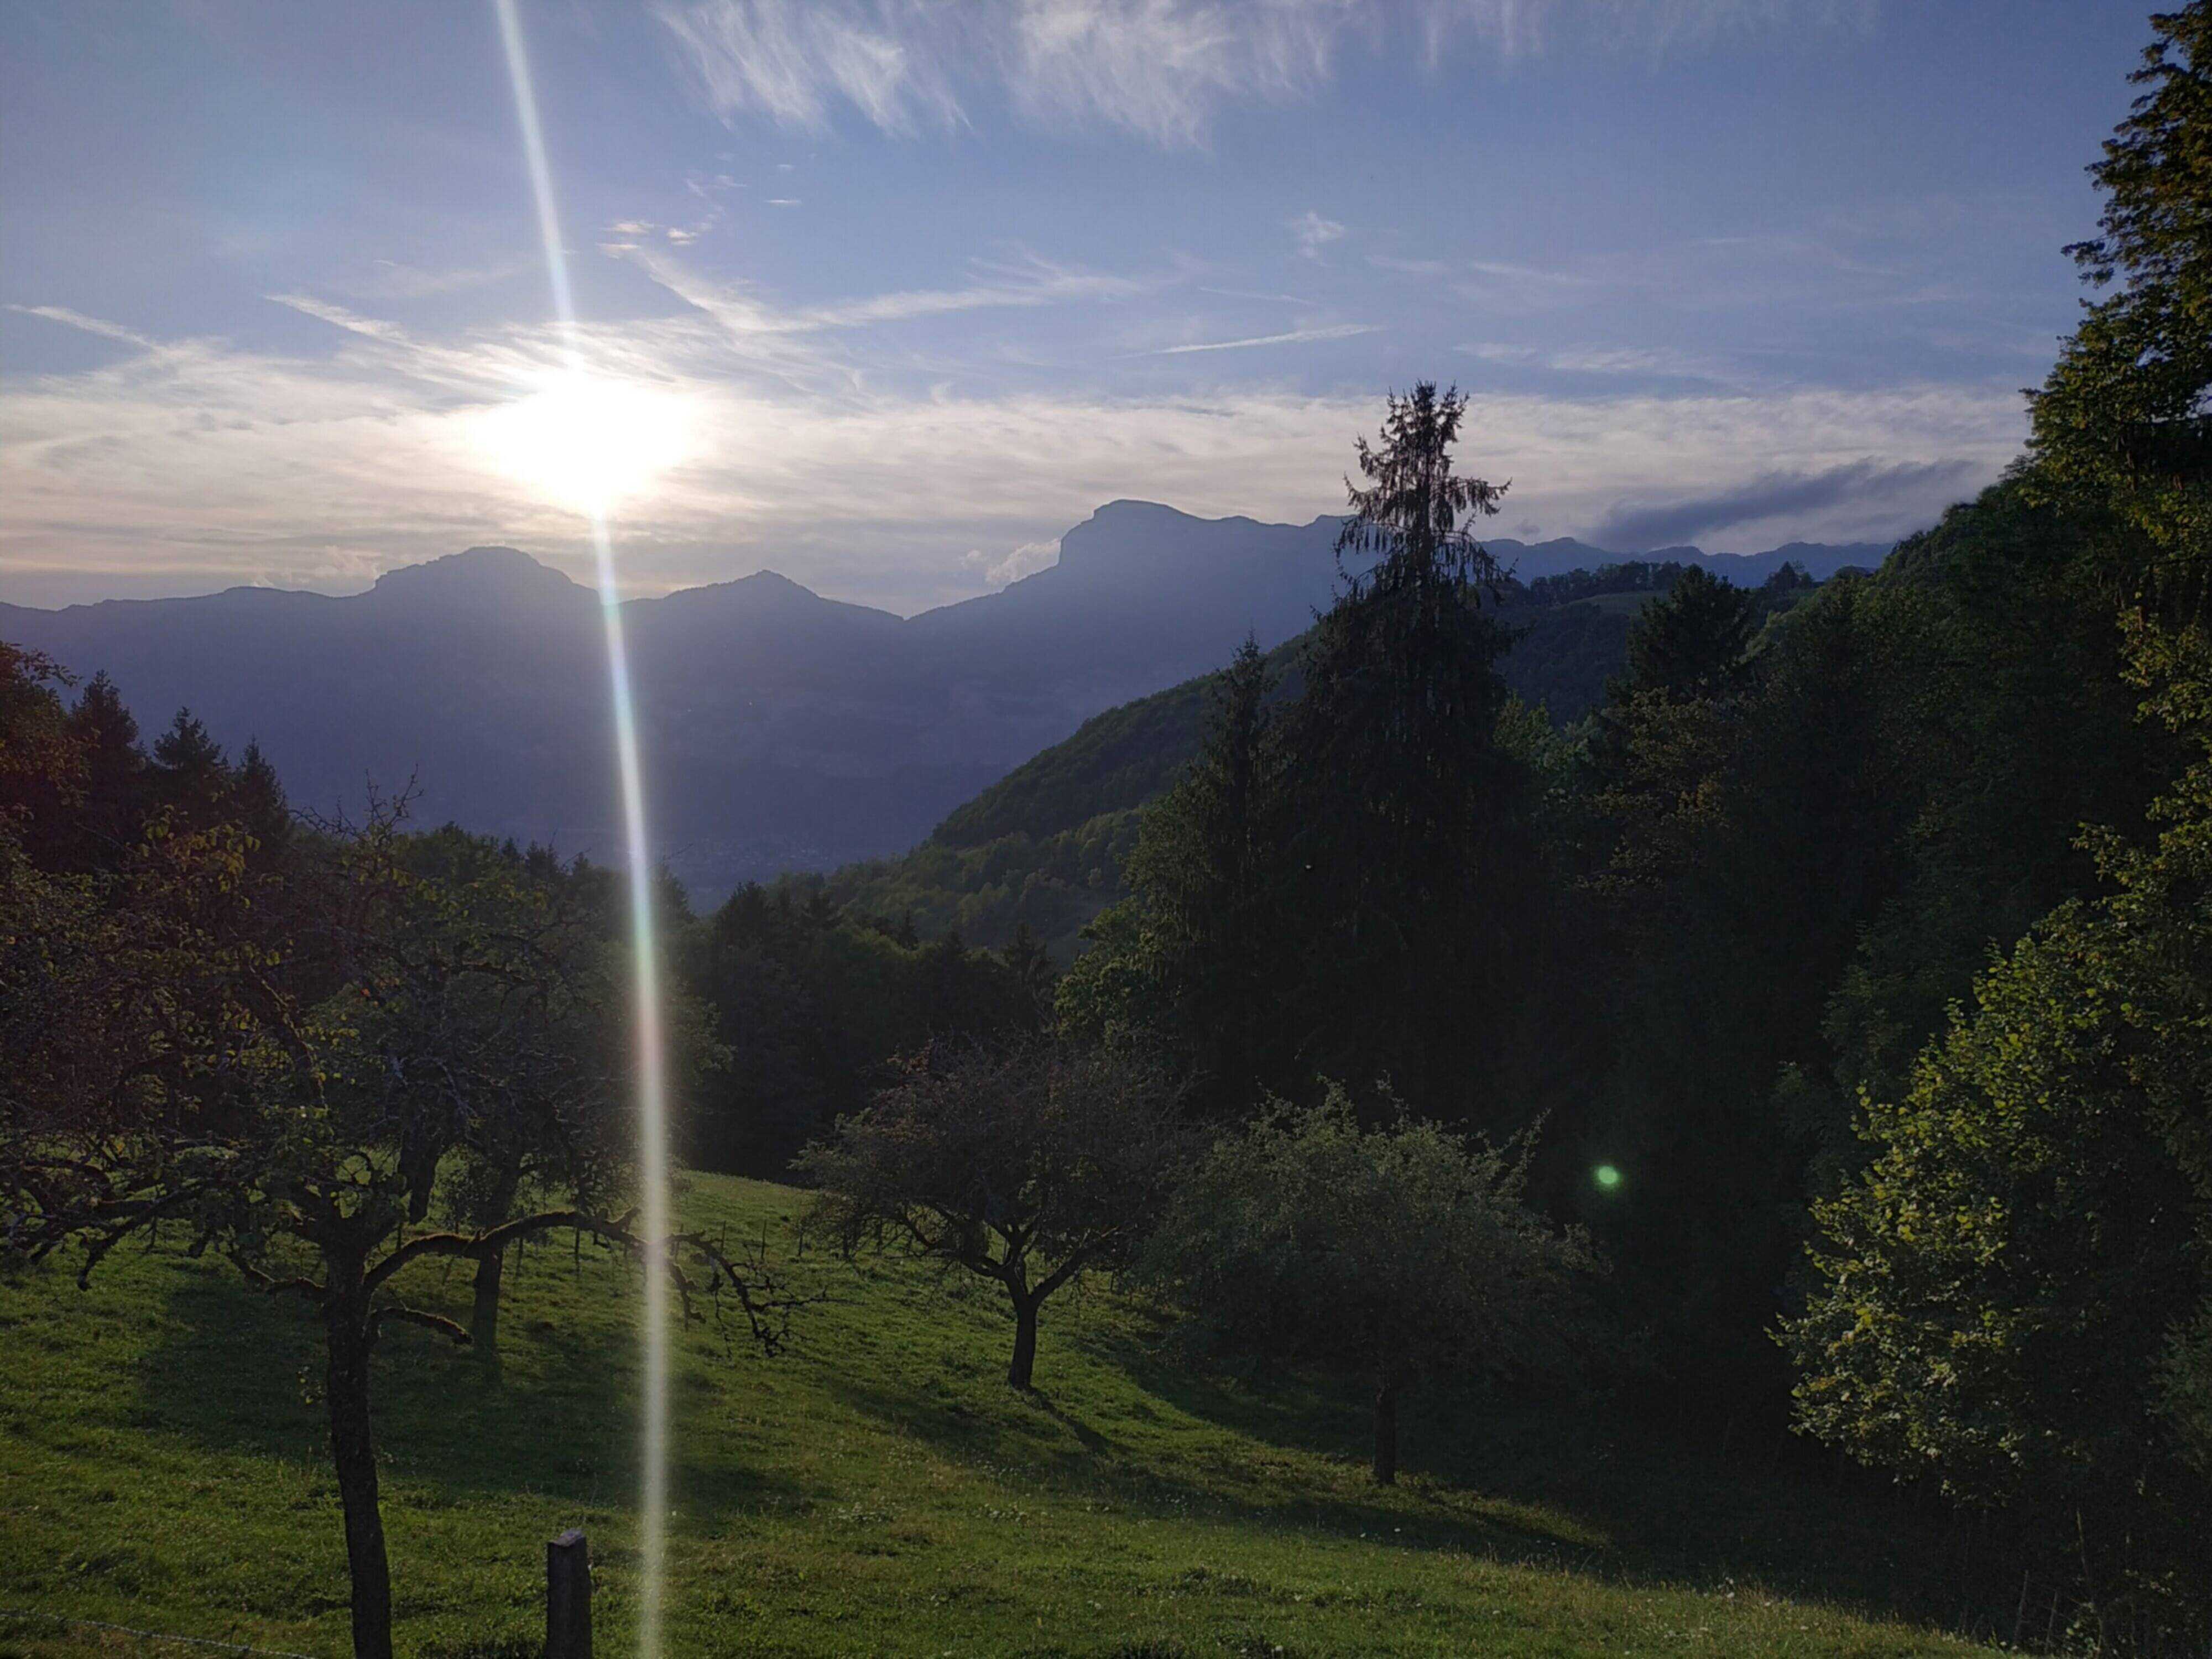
[492,5,672,1656]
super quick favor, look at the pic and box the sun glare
[474,373,696,518]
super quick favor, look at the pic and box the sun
[473,371,697,519]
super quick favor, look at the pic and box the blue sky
[0,1,2154,611]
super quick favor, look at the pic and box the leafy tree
[1815,483,2164,1133]
[796,1039,1186,1390]
[1786,630,2212,1640]
[1784,909,2193,1504]
[0,643,79,827]
[1051,898,1172,1048]
[1000,919,1056,1020]
[1783,890,2208,1641]
[1146,1091,1597,1483]
[377,827,702,1366]
[2032,1,2212,621]
[1779,29,2212,1639]
[2,804,794,1659]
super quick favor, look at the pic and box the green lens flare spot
[1593,1164,1623,1192]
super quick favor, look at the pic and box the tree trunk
[1372,1379,1400,1486]
[471,1244,504,1367]
[1007,1293,1039,1391]
[469,1164,523,1365]
[325,1273,393,1659]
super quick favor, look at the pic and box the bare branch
[665,1225,812,1356]
[361,1207,810,1355]
[237,1260,327,1305]
[371,1303,471,1346]
[364,1207,637,1293]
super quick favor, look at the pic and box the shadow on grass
[816,1366,1593,1572]
[134,1261,820,1517]
[810,1297,1991,1647]
[1087,1325,1993,1642]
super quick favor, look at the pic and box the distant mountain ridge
[1483,533,1886,585]
[0,502,1892,901]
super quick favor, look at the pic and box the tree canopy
[796,1038,1187,1391]
[1146,1091,1597,1484]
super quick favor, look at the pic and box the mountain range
[0,502,1888,901]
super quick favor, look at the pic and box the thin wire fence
[0,1608,321,1659]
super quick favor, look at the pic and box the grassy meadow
[3,1173,1992,1659]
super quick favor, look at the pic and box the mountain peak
[1051,499,1305,585]
[369,546,582,605]
[734,568,812,594]
[648,567,833,612]
[1087,499,1195,525]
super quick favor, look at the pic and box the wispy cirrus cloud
[326,258,535,302]
[596,242,1161,395]
[1461,339,1737,382]
[651,0,1875,147]
[6,305,156,349]
[610,243,1153,340]
[653,0,964,135]
[800,255,1151,328]
[267,294,410,341]
[1143,322,1377,356]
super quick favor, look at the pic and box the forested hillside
[804,559,1829,955]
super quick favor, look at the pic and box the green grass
[2,1173,1991,1658]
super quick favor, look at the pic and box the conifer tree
[1280,383,1531,1123]
[1619,565,1754,702]
[1118,637,1291,1108]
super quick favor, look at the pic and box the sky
[0,1,2158,613]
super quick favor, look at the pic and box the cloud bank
[0,289,2018,613]
[1590,457,1982,549]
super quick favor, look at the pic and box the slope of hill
[0,1171,1999,1659]
[0,503,1890,902]
[932,638,1303,851]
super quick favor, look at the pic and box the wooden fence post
[546,1529,591,1659]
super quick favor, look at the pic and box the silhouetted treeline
[672,883,1052,1175]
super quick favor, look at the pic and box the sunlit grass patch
[2,1174,1990,1658]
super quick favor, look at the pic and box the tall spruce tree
[1280,384,1533,1125]
[64,671,144,867]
